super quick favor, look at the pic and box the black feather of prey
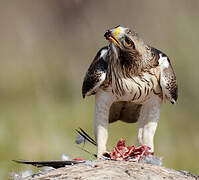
[75,128,97,146]
[13,159,84,168]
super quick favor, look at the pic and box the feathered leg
[137,96,162,152]
[94,90,114,157]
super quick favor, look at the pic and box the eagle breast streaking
[82,25,178,157]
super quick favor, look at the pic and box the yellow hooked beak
[104,27,121,47]
[110,36,121,47]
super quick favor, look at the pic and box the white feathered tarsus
[82,26,178,157]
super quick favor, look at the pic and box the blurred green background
[0,0,199,178]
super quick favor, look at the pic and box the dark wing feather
[109,101,142,123]
[13,159,84,168]
[82,46,108,98]
[152,48,178,104]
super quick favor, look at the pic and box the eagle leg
[137,96,162,152]
[94,90,114,157]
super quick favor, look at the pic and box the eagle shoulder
[82,46,109,98]
[152,48,178,104]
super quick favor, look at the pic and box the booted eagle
[82,26,178,157]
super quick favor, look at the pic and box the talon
[102,152,111,158]
[97,151,111,160]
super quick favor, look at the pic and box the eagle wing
[153,48,178,104]
[82,46,109,98]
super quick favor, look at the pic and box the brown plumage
[82,25,178,156]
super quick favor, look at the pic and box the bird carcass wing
[155,49,178,104]
[82,46,109,98]
[109,101,142,123]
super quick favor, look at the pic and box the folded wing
[82,46,109,98]
[154,48,178,104]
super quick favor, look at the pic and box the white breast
[112,72,160,104]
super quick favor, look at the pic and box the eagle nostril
[104,30,111,39]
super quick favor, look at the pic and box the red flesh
[109,139,153,161]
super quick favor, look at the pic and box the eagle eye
[124,36,135,49]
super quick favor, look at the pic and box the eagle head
[104,25,151,74]
[104,25,137,50]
